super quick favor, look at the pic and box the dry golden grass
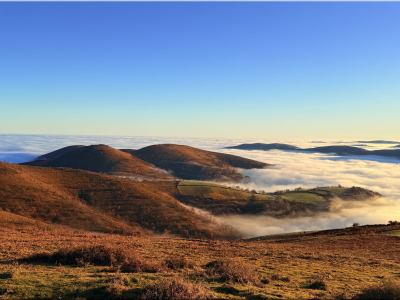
[0,162,239,240]
[352,280,400,300]
[140,277,211,300]
[1,225,400,299]
[205,259,264,287]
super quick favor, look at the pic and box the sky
[0,2,399,139]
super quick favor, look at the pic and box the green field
[381,229,400,236]
[243,230,321,241]
[177,181,272,200]
[308,187,347,196]
[281,192,325,203]
[178,181,352,205]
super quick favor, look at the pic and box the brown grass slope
[0,162,237,239]
[0,162,141,235]
[23,144,173,180]
[127,144,269,181]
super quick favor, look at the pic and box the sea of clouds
[1,134,399,237]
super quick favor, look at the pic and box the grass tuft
[119,259,166,273]
[308,274,329,290]
[25,245,127,266]
[164,255,199,270]
[352,280,400,300]
[140,277,211,300]
[271,273,291,282]
[205,259,263,287]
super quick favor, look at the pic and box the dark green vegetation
[226,143,400,158]
[176,181,380,216]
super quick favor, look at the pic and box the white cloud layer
[1,134,399,237]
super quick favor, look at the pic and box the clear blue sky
[1,2,399,139]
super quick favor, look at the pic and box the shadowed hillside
[23,144,174,180]
[33,145,86,161]
[126,144,269,181]
[0,162,238,239]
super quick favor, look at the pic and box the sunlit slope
[23,144,173,180]
[0,162,238,239]
[0,210,51,230]
[178,181,350,203]
[176,181,381,216]
[129,144,269,181]
[178,181,272,200]
[243,223,400,242]
[244,230,321,241]
[0,162,142,234]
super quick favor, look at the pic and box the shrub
[205,259,263,287]
[308,274,330,290]
[25,245,127,266]
[119,258,166,273]
[164,256,199,270]
[106,272,127,296]
[0,272,13,279]
[352,280,400,300]
[140,277,211,300]
[271,274,291,282]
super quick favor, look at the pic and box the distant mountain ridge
[226,143,400,159]
[225,143,300,151]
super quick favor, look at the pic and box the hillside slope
[23,144,174,180]
[127,144,269,181]
[0,162,237,239]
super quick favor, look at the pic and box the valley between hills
[1,143,399,299]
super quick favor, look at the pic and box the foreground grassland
[1,226,400,299]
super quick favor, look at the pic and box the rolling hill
[125,144,269,181]
[174,181,381,216]
[0,162,238,240]
[23,144,174,180]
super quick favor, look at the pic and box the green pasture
[243,230,321,242]
[177,181,272,200]
[381,229,400,236]
[281,192,325,204]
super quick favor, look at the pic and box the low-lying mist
[215,149,400,237]
[2,134,399,238]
